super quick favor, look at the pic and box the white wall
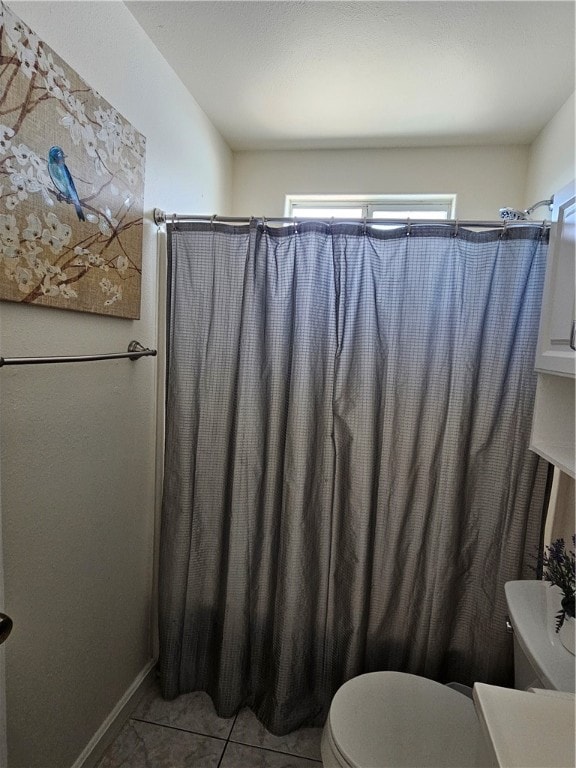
[232,145,529,219]
[525,91,575,206]
[0,2,232,767]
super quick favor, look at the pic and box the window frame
[285,194,457,220]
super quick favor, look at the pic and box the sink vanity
[473,684,575,768]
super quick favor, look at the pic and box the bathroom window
[285,194,456,221]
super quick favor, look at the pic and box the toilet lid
[327,672,481,768]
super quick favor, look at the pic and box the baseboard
[71,659,157,768]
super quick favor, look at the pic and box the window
[285,195,456,222]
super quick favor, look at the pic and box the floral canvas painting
[0,2,146,318]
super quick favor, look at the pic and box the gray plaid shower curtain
[159,221,548,734]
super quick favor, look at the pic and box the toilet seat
[323,672,481,768]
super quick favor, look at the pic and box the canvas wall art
[0,2,146,319]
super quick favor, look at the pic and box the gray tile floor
[98,683,323,767]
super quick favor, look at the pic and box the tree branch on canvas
[0,2,146,319]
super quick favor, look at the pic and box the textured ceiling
[126,1,575,150]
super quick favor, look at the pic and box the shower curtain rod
[153,208,550,230]
[0,340,157,368]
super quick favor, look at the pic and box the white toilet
[321,580,576,768]
[321,671,483,768]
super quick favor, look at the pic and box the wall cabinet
[534,183,576,376]
[530,181,575,478]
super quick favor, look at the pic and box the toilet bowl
[321,671,482,768]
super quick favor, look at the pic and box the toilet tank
[505,581,575,693]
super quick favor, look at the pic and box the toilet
[321,671,483,768]
[321,580,575,768]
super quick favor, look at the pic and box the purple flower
[542,536,575,630]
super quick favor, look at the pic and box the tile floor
[97,682,323,767]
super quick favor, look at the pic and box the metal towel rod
[0,340,157,368]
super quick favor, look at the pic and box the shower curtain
[159,221,548,734]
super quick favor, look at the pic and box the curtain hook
[293,215,298,234]
[453,219,459,238]
[500,219,508,239]
[406,217,411,236]
[210,214,216,230]
[540,219,548,238]
[262,215,267,230]
[172,213,177,230]
[363,215,367,236]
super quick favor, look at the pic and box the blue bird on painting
[47,146,85,221]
